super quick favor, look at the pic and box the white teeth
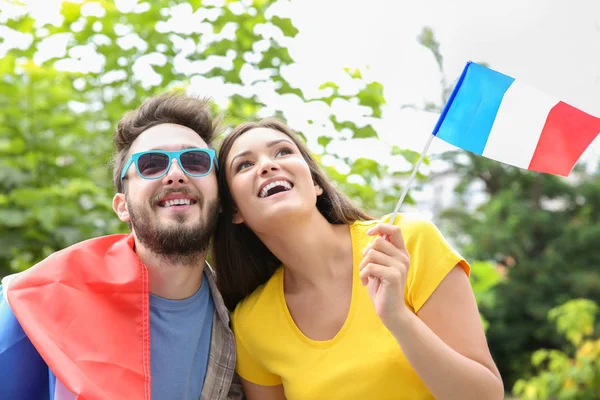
[164,198,192,207]
[259,180,292,198]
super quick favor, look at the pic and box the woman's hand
[358,223,411,331]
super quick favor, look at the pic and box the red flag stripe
[528,101,600,176]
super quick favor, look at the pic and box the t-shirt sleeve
[231,307,283,386]
[400,219,470,314]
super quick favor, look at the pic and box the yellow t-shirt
[232,215,470,400]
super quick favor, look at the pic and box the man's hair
[112,92,219,193]
[212,118,373,311]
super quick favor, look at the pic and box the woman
[213,119,504,400]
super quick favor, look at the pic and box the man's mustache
[151,187,204,208]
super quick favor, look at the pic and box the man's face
[113,123,219,258]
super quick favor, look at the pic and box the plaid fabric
[200,263,245,400]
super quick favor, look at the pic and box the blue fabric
[0,284,51,400]
[0,274,215,400]
[48,369,58,400]
[434,62,515,154]
[149,273,214,400]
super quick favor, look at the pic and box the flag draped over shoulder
[0,234,151,400]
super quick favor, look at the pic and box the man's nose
[162,158,188,186]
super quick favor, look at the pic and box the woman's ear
[315,183,324,196]
[113,193,130,222]
[232,208,244,224]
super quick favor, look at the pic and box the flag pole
[384,63,467,225]
[388,134,435,224]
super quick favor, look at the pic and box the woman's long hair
[213,119,372,311]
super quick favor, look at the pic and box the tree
[416,24,600,389]
[442,158,600,387]
[513,299,600,399]
[0,0,419,277]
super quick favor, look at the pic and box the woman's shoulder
[232,267,284,330]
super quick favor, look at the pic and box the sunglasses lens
[181,150,212,175]
[137,153,170,178]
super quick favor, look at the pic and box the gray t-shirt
[149,273,214,400]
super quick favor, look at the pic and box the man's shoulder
[204,261,233,327]
[30,234,132,270]
[50,234,132,258]
[2,234,131,290]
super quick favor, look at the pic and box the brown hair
[113,91,219,193]
[213,118,372,311]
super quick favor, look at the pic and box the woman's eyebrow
[230,150,251,170]
[229,139,294,169]
[266,139,293,147]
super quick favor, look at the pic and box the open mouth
[258,180,293,198]
[158,198,198,207]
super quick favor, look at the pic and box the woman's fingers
[359,262,405,286]
[359,223,411,286]
[358,247,394,272]
[366,223,406,251]
[362,236,401,258]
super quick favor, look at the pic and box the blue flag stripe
[434,62,515,155]
[1,285,51,399]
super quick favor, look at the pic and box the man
[0,93,243,400]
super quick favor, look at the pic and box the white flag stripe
[54,379,77,400]
[482,80,560,168]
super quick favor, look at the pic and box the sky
[3,0,600,182]
[282,0,600,166]
[196,0,600,177]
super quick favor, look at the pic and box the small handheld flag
[388,61,600,222]
[433,62,600,177]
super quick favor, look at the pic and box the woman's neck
[254,211,354,291]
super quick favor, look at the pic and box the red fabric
[7,235,151,400]
[529,101,600,176]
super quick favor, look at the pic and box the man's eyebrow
[229,139,294,170]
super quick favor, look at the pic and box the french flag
[432,62,600,176]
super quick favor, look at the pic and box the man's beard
[128,193,219,265]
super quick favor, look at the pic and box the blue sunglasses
[121,148,218,180]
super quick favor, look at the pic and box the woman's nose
[259,159,279,176]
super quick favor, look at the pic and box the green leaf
[274,78,304,98]
[329,116,378,139]
[271,16,299,37]
[353,124,378,139]
[417,26,443,70]
[350,158,382,179]
[61,1,83,25]
[531,350,549,367]
[391,146,429,166]
[344,67,362,80]
[0,209,29,227]
[317,136,332,148]
[357,81,385,118]
[318,81,339,91]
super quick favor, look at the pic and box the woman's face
[225,127,323,231]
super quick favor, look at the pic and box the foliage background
[1,1,599,398]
